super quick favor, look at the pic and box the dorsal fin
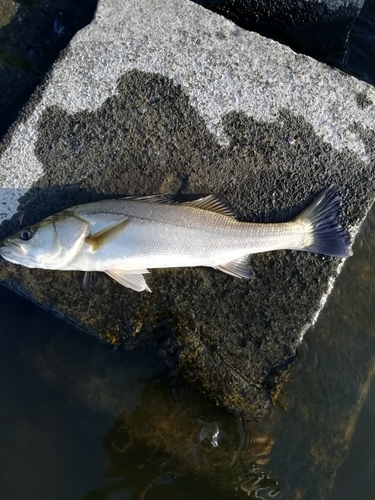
[120,194,175,204]
[184,195,238,218]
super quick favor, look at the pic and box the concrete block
[1,0,375,419]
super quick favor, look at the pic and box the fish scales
[0,187,352,292]
[69,201,299,271]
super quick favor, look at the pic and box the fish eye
[20,228,33,241]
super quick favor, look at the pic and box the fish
[0,186,352,292]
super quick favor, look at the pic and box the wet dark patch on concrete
[1,68,375,419]
[356,91,373,109]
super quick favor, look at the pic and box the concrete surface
[192,0,366,70]
[1,0,375,419]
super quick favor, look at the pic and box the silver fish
[0,187,352,292]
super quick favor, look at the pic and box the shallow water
[0,283,276,500]
[0,283,167,500]
[330,377,375,500]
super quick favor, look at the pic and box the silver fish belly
[0,187,352,292]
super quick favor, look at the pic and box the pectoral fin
[106,267,151,292]
[86,218,130,251]
[215,255,254,279]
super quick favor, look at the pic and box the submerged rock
[91,377,280,499]
[0,0,375,419]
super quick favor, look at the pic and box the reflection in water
[84,377,280,499]
[199,420,220,448]
[236,465,280,498]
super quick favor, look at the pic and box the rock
[0,0,97,140]
[192,0,366,69]
[96,379,280,499]
[0,0,375,419]
[343,0,375,86]
[258,205,375,499]
[0,0,18,28]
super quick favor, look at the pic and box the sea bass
[0,187,352,292]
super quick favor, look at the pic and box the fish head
[0,211,90,269]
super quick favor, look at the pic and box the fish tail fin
[296,186,352,258]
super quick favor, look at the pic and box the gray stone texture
[0,0,375,419]
[192,0,366,71]
[0,0,97,139]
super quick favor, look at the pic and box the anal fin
[106,267,151,292]
[215,255,254,279]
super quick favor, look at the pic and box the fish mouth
[0,242,27,260]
